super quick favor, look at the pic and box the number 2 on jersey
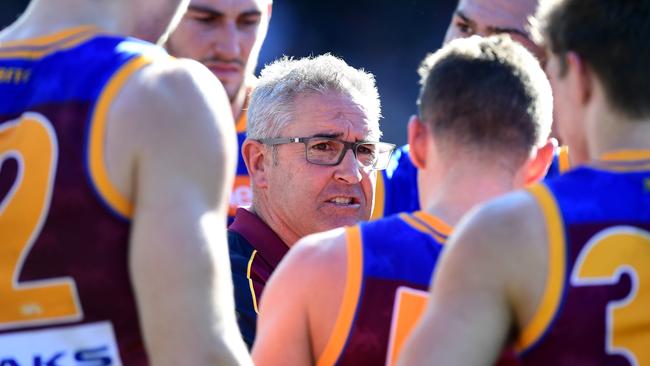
[0,113,81,330]
[572,227,650,366]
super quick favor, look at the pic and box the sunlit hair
[534,0,650,120]
[417,35,552,162]
[247,54,382,141]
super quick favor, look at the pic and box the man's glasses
[256,137,396,171]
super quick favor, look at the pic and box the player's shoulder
[289,227,349,271]
[110,56,232,142]
[126,57,224,106]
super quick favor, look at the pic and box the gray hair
[247,54,382,140]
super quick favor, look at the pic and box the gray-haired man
[227,54,395,347]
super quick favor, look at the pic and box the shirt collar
[229,207,289,268]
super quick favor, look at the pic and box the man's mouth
[326,196,359,206]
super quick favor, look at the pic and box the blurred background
[0,0,457,145]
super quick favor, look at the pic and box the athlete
[399,1,650,365]
[166,0,272,223]
[0,0,250,364]
[252,35,555,366]
[372,0,569,219]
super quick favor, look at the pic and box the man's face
[265,92,377,239]
[444,0,545,62]
[166,0,270,101]
[545,54,588,163]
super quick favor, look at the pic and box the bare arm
[252,240,317,366]
[109,58,251,365]
[398,192,548,366]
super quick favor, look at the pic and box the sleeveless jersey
[373,144,571,219]
[0,27,168,365]
[318,212,451,366]
[518,151,650,365]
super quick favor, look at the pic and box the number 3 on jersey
[0,112,81,330]
[572,227,650,366]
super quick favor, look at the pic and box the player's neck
[231,86,249,122]
[588,109,650,160]
[424,163,518,226]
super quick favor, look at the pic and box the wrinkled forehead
[284,92,380,141]
[457,0,538,34]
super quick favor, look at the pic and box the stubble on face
[264,93,377,242]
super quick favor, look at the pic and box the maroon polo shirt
[227,208,290,347]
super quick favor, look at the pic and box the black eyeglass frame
[256,137,396,170]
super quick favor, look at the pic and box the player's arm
[251,238,318,366]
[398,192,547,366]
[108,58,251,365]
[252,229,347,366]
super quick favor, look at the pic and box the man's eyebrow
[187,5,262,18]
[455,10,475,26]
[310,132,344,139]
[456,10,532,40]
[187,5,223,17]
[240,9,263,17]
[489,26,531,40]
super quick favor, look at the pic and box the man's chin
[315,213,368,232]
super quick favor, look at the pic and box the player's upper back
[0,27,168,365]
[323,212,451,366]
[520,152,650,365]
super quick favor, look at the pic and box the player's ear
[565,51,593,107]
[523,138,557,185]
[242,139,269,188]
[407,115,428,170]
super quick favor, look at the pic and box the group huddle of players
[1,0,649,365]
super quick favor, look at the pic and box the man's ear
[407,115,429,170]
[242,139,269,188]
[523,138,557,185]
[565,51,593,107]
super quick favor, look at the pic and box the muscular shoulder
[288,228,349,276]
[112,57,234,138]
[105,57,236,208]
[264,227,349,305]
[447,189,549,321]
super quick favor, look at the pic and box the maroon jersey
[0,27,168,364]
[518,154,650,365]
[317,212,449,366]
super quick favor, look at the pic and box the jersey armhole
[515,184,567,353]
[86,55,152,220]
[316,226,364,366]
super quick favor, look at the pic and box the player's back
[520,152,650,365]
[321,212,450,366]
[0,27,166,365]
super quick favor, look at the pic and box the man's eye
[192,15,216,24]
[357,145,375,155]
[311,142,333,151]
[456,22,473,35]
[239,16,261,27]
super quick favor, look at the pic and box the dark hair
[536,0,650,119]
[417,35,552,161]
